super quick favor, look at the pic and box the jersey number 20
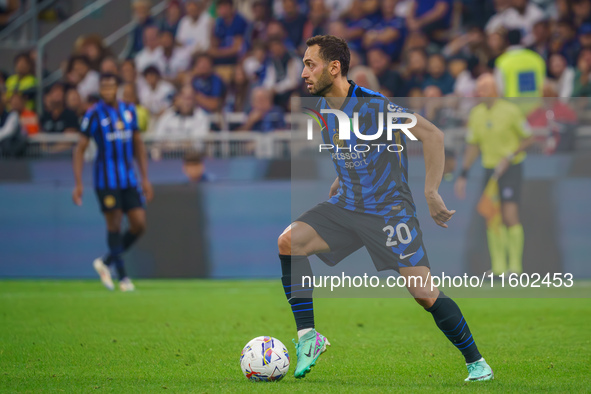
[383,223,412,247]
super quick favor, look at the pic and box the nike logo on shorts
[399,252,416,260]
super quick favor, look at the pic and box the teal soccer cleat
[465,358,494,381]
[293,330,330,378]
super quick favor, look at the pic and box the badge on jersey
[332,129,346,148]
[116,120,124,130]
[103,195,116,208]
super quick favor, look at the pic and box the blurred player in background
[72,73,153,291]
[455,73,534,275]
[278,35,493,382]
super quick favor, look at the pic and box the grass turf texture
[0,280,589,393]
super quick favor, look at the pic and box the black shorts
[95,187,145,212]
[296,202,430,272]
[484,162,523,203]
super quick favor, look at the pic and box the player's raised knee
[278,228,292,255]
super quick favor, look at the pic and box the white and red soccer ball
[240,336,290,382]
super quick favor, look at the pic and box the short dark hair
[142,65,161,77]
[14,52,33,66]
[305,35,350,76]
[183,149,204,164]
[507,29,522,46]
[99,72,121,85]
[216,0,233,7]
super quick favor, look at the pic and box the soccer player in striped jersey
[72,73,153,292]
[278,35,493,382]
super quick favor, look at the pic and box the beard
[310,67,333,96]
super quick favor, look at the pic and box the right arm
[72,134,90,206]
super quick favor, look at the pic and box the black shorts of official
[295,202,430,272]
[484,162,523,203]
[95,187,145,213]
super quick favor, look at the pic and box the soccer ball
[240,336,290,381]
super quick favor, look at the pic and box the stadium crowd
[1,0,590,154]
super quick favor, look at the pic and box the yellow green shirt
[135,105,150,132]
[495,48,545,98]
[5,74,37,111]
[466,99,532,169]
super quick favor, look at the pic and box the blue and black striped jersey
[80,100,139,190]
[319,81,416,216]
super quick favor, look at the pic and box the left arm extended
[133,132,153,202]
[409,113,455,228]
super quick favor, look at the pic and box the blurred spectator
[183,150,213,183]
[160,30,192,82]
[406,0,453,45]
[262,37,303,109]
[40,83,79,133]
[548,53,574,98]
[121,83,150,132]
[135,25,165,74]
[210,0,248,81]
[66,55,99,104]
[579,23,591,49]
[572,0,591,29]
[77,34,111,71]
[191,54,225,113]
[529,83,577,154]
[553,18,580,67]
[343,0,373,55]
[527,19,551,62]
[65,87,84,121]
[454,56,483,97]
[225,63,250,112]
[10,93,39,136]
[443,26,491,64]
[363,0,406,62]
[280,0,307,49]
[266,19,297,52]
[0,96,25,157]
[238,87,285,132]
[494,29,546,97]
[573,47,591,96]
[349,65,380,91]
[159,0,183,37]
[128,0,156,58]
[154,85,209,141]
[405,30,434,53]
[177,0,212,53]
[245,1,270,49]
[327,19,348,39]
[138,66,175,118]
[100,57,120,76]
[324,0,354,21]
[485,0,545,46]
[0,0,18,32]
[402,48,428,95]
[486,29,508,68]
[423,53,455,95]
[120,59,141,89]
[367,47,404,97]
[5,52,37,111]
[302,0,328,44]
[243,41,268,85]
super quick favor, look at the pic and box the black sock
[426,292,482,364]
[280,254,314,331]
[113,258,127,280]
[104,231,123,266]
[122,231,140,251]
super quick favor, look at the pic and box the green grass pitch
[1,280,589,392]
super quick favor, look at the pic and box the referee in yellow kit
[454,73,535,275]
